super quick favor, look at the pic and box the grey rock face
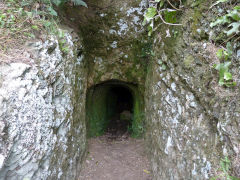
[145,64,217,179]
[0,0,149,178]
[0,31,87,180]
[144,4,240,178]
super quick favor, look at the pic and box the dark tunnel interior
[106,86,134,135]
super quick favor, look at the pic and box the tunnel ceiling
[61,0,150,88]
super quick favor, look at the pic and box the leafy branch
[143,0,182,36]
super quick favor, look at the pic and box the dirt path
[79,134,152,180]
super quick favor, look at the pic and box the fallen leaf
[143,169,150,174]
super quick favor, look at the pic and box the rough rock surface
[144,1,240,179]
[0,30,87,179]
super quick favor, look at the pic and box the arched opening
[86,80,144,138]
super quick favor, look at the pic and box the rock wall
[0,29,88,179]
[0,0,239,179]
[145,1,240,179]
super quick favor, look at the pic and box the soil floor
[79,133,152,180]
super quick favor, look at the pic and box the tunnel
[86,80,144,138]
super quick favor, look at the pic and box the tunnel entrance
[86,80,144,138]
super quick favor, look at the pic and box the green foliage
[211,156,239,180]
[158,60,167,70]
[143,0,182,36]
[210,3,240,37]
[0,0,87,54]
[144,7,157,21]
[52,0,63,6]
[143,7,157,36]
[216,43,232,60]
[52,0,87,7]
[58,30,69,54]
[48,6,58,16]
[213,44,236,87]
[72,0,87,7]
[213,61,235,87]
[210,1,239,88]
[227,22,240,37]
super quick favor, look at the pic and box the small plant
[211,156,239,180]
[57,29,69,54]
[210,1,240,38]
[213,61,235,87]
[213,43,236,87]
[158,60,167,70]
